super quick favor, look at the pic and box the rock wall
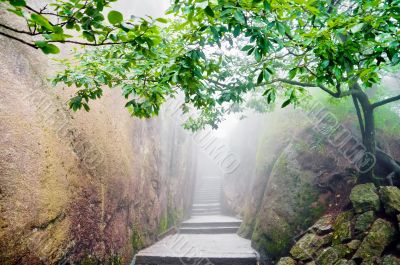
[277,183,400,265]
[223,105,400,263]
[0,25,196,265]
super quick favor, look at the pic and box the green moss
[131,224,143,255]
[80,255,122,265]
[292,183,326,230]
[252,218,293,258]
[157,196,183,234]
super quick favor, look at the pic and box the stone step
[192,207,221,213]
[179,226,239,234]
[192,205,221,211]
[181,221,242,228]
[191,212,221,216]
[135,256,257,265]
[194,196,220,199]
[134,234,258,265]
[194,190,222,194]
[194,200,220,204]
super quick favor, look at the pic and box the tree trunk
[351,84,376,183]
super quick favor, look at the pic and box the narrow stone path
[135,177,258,265]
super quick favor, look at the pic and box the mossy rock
[333,211,353,244]
[379,186,400,215]
[251,217,293,258]
[347,240,361,251]
[276,257,297,265]
[350,183,380,213]
[381,255,400,265]
[353,218,396,261]
[355,211,375,234]
[290,233,332,261]
[311,215,333,235]
[316,247,345,265]
[397,214,400,230]
[334,259,357,265]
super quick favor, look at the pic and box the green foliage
[107,10,123,25]
[2,0,400,131]
[131,224,143,255]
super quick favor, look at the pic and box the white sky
[111,0,171,18]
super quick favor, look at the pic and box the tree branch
[371,94,400,109]
[263,78,354,98]
[0,23,39,35]
[0,31,38,49]
[352,95,365,140]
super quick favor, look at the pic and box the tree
[1,0,400,182]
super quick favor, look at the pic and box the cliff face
[223,106,400,262]
[0,33,196,264]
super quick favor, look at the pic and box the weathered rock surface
[333,211,353,244]
[355,211,375,234]
[276,184,400,265]
[0,20,196,265]
[379,186,400,215]
[381,255,400,265]
[335,259,356,265]
[277,256,297,265]
[350,183,381,213]
[353,218,396,261]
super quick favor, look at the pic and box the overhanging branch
[0,31,38,49]
[371,94,400,109]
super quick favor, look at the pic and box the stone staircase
[134,176,258,265]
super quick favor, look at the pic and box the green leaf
[241,45,253,51]
[234,10,246,24]
[255,49,262,62]
[31,13,53,31]
[321,60,330,69]
[35,41,60,54]
[276,22,286,35]
[204,6,215,17]
[156,18,168,23]
[288,68,297,79]
[262,88,272,96]
[108,10,123,25]
[9,0,26,6]
[257,70,264,84]
[281,98,291,108]
[263,0,271,11]
[350,23,364,33]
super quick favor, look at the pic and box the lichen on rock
[379,186,400,215]
[353,218,396,262]
[355,211,375,234]
[277,256,297,265]
[332,211,353,244]
[350,183,380,213]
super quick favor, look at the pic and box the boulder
[355,211,375,234]
[316,247,344,265]
[311,215,333,235]
[347,240,361,251]
[398,214,400,230]
[333,211,353,244]
[335,259,357,265]
[350,184,380,213]
[290,232,332,260]
[381,255,400,265]
[277,257,297,265]
[379,186,400,215]
[353,219,396,261]
[251,142,326,258]
[305,262,316,265]
[290,233,319,260]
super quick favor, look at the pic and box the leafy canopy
[1,0,399,130]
